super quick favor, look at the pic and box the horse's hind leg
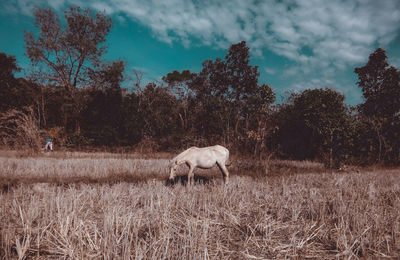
[188,166,195,185]
[217,162,229,184]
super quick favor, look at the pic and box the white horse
[169,145,230,185]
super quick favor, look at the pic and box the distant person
[44,137,53,151]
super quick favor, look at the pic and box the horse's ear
[169,160,177,167]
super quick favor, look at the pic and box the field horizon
[1,150,399,259]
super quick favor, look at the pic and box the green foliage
[355,48,400,164]
[355,48,400,118]
[140,83,182,149]
[80,60,125,146]
[119,93,144,146]
[65,133,93,148]
[272,88,350,166]
[225,41,260,104]
[81,88,122,146]
[0,53,20,112]
[162,70,195,87]
[184,41,274,150]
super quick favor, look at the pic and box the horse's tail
[225,158,232,166]
[225,149,232,166]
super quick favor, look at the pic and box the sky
[1,0,400,105]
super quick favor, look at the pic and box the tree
[139,83,181,149]
[188,41,267,148]
[355,48,400,118]
[225,41,259,104]
[0,53,20,111]
[355,48,400,164]
[273,88,350,167]
[81,61,125,146]
[24,6,112,133]
[225,41,261,148]
[162,70,195,132]
[245,83,275,156]
[162,70,195,97]
[89,61,125,91]
[0,53,41,117]
[120,92,144,146]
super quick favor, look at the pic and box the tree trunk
[75,120,81,135]
[41,85,46,127]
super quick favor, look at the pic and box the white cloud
[7,0,400,68]
[391,57,400,69]
[291,78,336,92]
[91,1,113,14]
[3,0,400,102]
[115,14,126,24]
[264,67,276,75]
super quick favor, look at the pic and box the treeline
[0,7,399,166]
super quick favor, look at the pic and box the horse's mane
[170,147,198,166]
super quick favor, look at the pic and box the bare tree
[24,6,112,133]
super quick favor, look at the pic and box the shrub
[0,107,42,152]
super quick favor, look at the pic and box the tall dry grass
[0,108,43,153]
[0,151,399,259]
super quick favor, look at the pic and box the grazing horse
[169,145,230,185]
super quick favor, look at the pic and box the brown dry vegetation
[0,150,399,259]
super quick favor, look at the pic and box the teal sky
[1,0,400,105]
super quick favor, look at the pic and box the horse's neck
[172,147,198,165]
[174,148,194,161]
[174,154,188,165]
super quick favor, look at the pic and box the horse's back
[210,145,229,161]
[212,145,229,154]
[178,145,229,161]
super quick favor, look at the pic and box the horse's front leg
[187,166,195,186]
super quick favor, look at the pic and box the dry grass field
[0,150,399,259]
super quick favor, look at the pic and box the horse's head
[169,160,178,179]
